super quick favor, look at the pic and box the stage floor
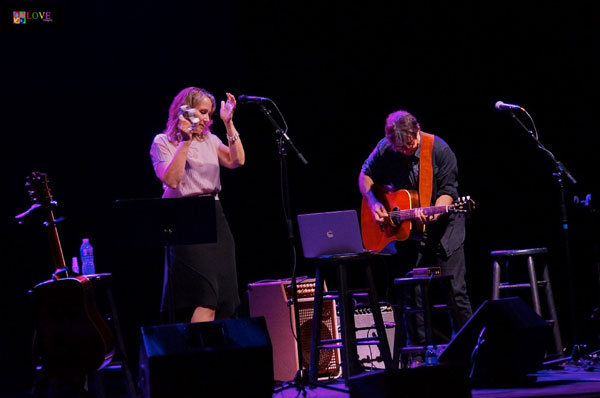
[273,360,600,398]
[1,360,599,397]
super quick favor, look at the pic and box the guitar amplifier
[344,305,396,369]
[247,279,341,381]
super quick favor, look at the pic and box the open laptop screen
[297,210,366,258]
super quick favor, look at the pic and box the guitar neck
[390,205,450,222]
[44,208,67,270]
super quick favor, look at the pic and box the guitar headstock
[26,171,54,208]
[451,196,475,214]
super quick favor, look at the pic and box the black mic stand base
[543,343,591,369]
[272,369,349,395]
[293,368,309,384]
[569,343,588,362]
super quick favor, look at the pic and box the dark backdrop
[2,1,599,391]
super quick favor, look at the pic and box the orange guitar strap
[419,132,435,207]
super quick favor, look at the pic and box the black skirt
[165,200,239,321]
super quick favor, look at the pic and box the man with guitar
[358,110,473,353]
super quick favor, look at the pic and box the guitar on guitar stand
[16,172,114,386]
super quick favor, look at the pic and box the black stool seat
[310,250,380,262]
[394,274,454,285]
[491,247,563,356]
[393,274,458,368]
[491,247,548,257]
[309,252,393,383]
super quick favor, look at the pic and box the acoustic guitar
[25,171,114,376]
[360,188,475,251]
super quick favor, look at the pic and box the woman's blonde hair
[164,87,216,142]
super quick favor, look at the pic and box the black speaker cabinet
[348,364,471,398]
[139,317,274,398]
[439,297,552,386]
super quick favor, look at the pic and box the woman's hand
[177,114,195,141]
[220,92,237,126]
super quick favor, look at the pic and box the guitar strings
[388,205,450,217]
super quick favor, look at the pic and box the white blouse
[150,133,223,198]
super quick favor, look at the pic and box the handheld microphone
[179,105,200,124]
[494,101,523,111]
[238,94,270,104]
[177,105,200,140]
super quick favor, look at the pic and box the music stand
[113,196,217,323]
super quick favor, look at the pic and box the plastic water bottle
[424,345,438,365]
[80,238,95,275]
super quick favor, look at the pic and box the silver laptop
[297,210,367,258]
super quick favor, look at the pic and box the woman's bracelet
[227,132,240,144]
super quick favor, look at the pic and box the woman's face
[192,95,214,132]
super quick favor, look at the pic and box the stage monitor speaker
[247,279,341,381]
[348,364,471,398]
[438,297,552,386]
[139,317,273,398]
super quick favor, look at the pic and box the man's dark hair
[385,110,420,146]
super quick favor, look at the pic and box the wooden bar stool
[392,274,459,368]
[309,252,393,383]
[491,247,563,356]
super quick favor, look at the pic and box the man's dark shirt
[361,133,465,257]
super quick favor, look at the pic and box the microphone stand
[507,110,583,362]
[257,103,347,394]
[259,102,308,393]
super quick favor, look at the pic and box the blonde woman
[150,87,245,323]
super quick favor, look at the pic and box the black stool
[491,248,563,356]
[87,273,137,398]
[393,274,459,368]
[309,252,393,383]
